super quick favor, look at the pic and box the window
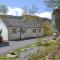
[12,28,17,34]
[20,28,26,34]
[39,29,41,32]
[32,29,36,33]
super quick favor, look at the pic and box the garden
[0,36,60,60]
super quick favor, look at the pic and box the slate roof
[0,15,43,28]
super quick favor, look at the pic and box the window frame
[20,28,26,34]
[12,28,17,34]
[39,29,41,32]
[32,29,36,33]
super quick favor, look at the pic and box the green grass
[0,55,8,60]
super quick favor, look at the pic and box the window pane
[12,28,17,34]
[20,28,26,34]
[32,29,36,33]
[39,29,41,32]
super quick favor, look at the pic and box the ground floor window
[12,28,17,34]
[32,29,36,33]
[39,29,41,32]
[20,28,26,34]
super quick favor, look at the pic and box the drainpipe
[20,27,21,40]
[37,27,38,37]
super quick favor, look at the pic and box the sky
[0,0,52,19]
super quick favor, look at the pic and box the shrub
[10,51,16,55]
[44,40,54,47]
[28,52,45,60]
[35,39,43,46]
[56,36,60,46]
[43,22,53,36]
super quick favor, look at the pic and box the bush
[28,52,45,60]
[35,39,43,46]
[44,40,54,47]
[11,51,16,55]
[43,22,53,36]
[56,36,60,46]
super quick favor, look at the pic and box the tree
[29,5,38,15]
[22,7,28,15]
[43,22,53,36]
[0,4,8,14]
[22,5,38,16]
[44,0,60,9]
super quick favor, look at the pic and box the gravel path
[0,39,37,55]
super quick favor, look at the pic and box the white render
[8,27,44,40]
[0,19,8,42]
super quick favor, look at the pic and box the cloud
[7,7,52,19]
[7,7,24,16]
[35,12,52,19]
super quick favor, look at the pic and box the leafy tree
[43,22,53,36]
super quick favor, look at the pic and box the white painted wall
[38,28,44,37]
[8,27,44,40]
[21,28,44,38]
[8,27,20,40]
[21,28,38,38]
[0,19,8,42]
